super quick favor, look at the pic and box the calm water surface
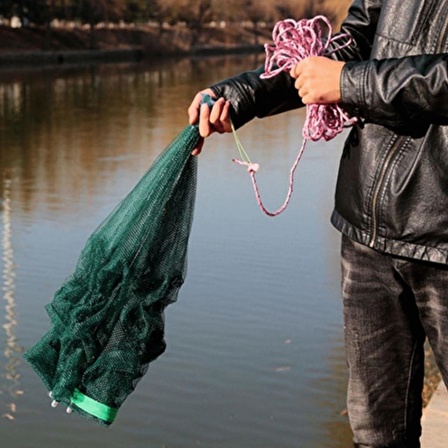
[0,56,353,447]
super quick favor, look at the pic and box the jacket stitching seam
[429,1,448,53]
[375,32,416,47]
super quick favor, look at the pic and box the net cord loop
[232,15,357,217]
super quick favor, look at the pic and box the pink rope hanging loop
[233,16,357,217]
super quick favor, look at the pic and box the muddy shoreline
[0,24,266,68]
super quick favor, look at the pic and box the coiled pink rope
[233,15,357,217]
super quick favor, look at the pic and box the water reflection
[1,174,23,421]
[0,56,266,217]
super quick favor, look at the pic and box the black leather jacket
[210,0,448,264]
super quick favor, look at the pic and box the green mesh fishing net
[24,123,201,426]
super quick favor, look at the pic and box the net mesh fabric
[24,124,200,425]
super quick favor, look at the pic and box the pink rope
[233,15,356,217]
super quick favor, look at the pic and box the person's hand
[188,88,232,155]
[289,56,345,105]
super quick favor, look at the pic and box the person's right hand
[188,88,232,155]
[289,56,344,105]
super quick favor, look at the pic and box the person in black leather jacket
[188,1,448,447]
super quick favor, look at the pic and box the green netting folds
[24,124,201,426]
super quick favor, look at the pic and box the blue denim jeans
[341,235,448,448]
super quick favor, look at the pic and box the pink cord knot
[247,163,259,173]
[232,159,260,173]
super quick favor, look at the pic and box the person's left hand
[289,56,345,105]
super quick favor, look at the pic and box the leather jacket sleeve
[335,1,448,127]
[341,54,448,127]
[209,67,302,129]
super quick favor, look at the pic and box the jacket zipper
[368,5,448,248]
[368,136,404,248]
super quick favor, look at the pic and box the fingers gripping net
[24,125,201,426]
